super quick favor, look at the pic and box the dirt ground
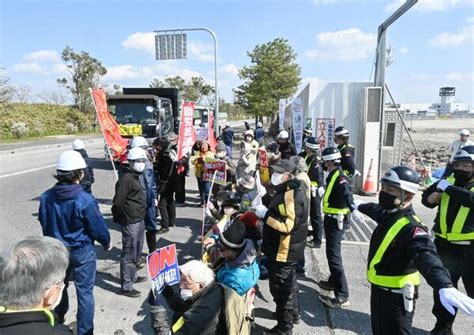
[401,118,473,171]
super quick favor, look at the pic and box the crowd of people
[0,122,473,335]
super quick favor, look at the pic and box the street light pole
[154,27,219,135]
[373,0,417,183]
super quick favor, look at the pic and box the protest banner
[207,109,217,151]
[278,98,286,130]
[177,102,196,161]
[292,97,304,153]
[203,157,227,186]
[147,244,180,296]
[316,118,336,150]
[258,147,270,183]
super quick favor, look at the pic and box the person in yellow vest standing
[357,165,473,335]
[317,147,353,309]
[421,145,474,335]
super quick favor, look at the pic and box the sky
[1,0,473,105]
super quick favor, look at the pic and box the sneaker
[121,289,141,298]
[430,323,453,335]
[307,239,322,248]
[134,276,147,284]
[157,227,169,234]
[317,280,335,291]
[322,297,350,309]
[264,325,293,335]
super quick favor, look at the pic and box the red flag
[177,101,196,165]
[207,109,217,151]
[91,88,128,159]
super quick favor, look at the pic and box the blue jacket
[139,161,158,207]
[222,127,234,145]
[39,183,110,248]
[255,127,264,141]
[217,239,260,296]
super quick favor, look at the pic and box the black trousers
[175,172,186,204]
[310,194,323,243]
[159,191,176,229]
[324,216,349,300]
[432,238,474,329]
[371,285,415,335]
[268,260,299,331]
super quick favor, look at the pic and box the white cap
[277,130,289,139]
[56,150,87,171]
[257,122,263,128]
[130,136,148,148]
[127,147,147,161]
[72,139,85,150]
[459,129,470,136]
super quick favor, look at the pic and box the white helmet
[277,130,289,140]
[131,136,148,148]
[56,150,87,171]
[72,139,85,150]
[127,147,147,161]
[257,122,263,128]
[459,129,470,136]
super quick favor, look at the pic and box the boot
[146,231,157,254]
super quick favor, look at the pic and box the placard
[147,244,180,296]
[203,158,227,186]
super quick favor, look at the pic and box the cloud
[409,73,433,81]
[13,62,45,73]
[188,41,214,61]
[386,0,472,12]
[429,25,473,47]
[312,0,337,5]
[305,28,376,62]
[446,72,474,82]
[399,46,409,54]
[23,50,60,63]
[220,63,240,76]
[122,32,155,54]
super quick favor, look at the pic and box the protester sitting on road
[112,147,148,298]
[153,137,177,234]
[191,140,215,206]
[38,150,111,335]
[216,220,260,296]
[205,190,233,234]
[161,260,226,334]
[276,130,296,160]
[0,236,72,335]
[130,136,159,251]
[72,139,95,194]
[214,142,236,192]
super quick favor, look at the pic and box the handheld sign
[147,244,180,296]
[203,158,227,186]
[258,147,270,183]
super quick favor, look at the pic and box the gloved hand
[317,187,325,197]
[255,205,268,219]
[437,179,452,192]
[350,210,365,226]
[439,287,474,316]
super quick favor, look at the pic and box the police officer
[357,165,474,335]
[318,147,353,308]
[300,137,324,248]
[39,150,111,335]
[421,145,474,335]
[333,126,355,178]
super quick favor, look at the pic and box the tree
[37,90,69,105]
[0,68,13,104]
[11,85,33,103]
[235,38,301,122]
[57,46,107,113]
[149,75,215,104]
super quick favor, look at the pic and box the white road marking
[0,164,56,179]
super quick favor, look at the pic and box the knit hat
[238,212,259,228]
[219,220,246,250]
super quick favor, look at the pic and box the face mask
[453,169,472,184]
[224,207,235,215]
[216,151,226,158]
[180,288,194,301]
[378,190,400,211]
[271,172,285,186]
[133,161,146,173]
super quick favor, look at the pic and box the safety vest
[437,177,474,241]
[303,153,320,187]
[338,143,354,177]
[0,306,55,326]
[367,217,421,288]
[323,169,349,215]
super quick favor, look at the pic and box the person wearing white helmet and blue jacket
[112,146,148,298]
[39,150,111,335]
[72,139,94,194]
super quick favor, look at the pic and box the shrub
[65,122,79,134]
[10,122,29,138]
[32,120,45,136]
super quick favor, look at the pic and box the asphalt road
[0,135,472,335]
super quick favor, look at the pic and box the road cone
[361,158,377,196]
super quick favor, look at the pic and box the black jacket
[163,281,227,335]
[0,308,72,335]
[278,142,296,160]
[75,148,94,190]
[262,179,309,263]
[359,204,452,290]
[112,166,146,225]
[222,127,234,146]
[324,167,353,211]
[154,150,177,194]
[337,143,355,177]
[299,152,324,188]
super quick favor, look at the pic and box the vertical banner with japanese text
[91,88,128,159]
[292,97,304,153]
[316,118,336,150]
[207,109,217,151]
[177,102,196,161]
[278,99,286,131]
